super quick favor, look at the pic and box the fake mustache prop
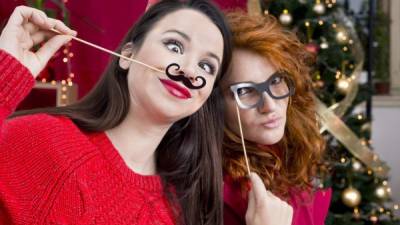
[166,63,206,90]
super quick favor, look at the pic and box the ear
[118,42,135,70]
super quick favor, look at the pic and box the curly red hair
[222,11,326,198]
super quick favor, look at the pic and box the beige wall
[372,105,400,217]
[390,0,400,95]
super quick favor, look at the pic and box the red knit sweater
[0,50,175,224]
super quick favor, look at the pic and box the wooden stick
[51,28,164,73]
[235,105,251,176]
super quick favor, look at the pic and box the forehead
[149,9,224,59]
[227,49,277,84]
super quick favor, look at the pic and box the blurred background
[0,0,399,224]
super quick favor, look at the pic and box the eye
[163,39,183,54]
[198,61,216,75]
[271,75,283,85]
[237,87,254,96]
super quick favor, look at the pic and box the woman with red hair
[221,11,331,225]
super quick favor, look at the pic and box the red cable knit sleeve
[0,50,35,133]
[0,50,86,224]
[0,113,90,224]
[0,50,36,223]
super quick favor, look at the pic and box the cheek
[240,110,258,131]
[197,77,216,101]
[127,66,146,90]
[279,100,289,120]
[135,42,169,69]
[224,99,240,132]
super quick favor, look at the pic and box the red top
[0,50,175,224]
[224,176,332,225]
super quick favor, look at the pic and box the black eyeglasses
[229,71,295,109]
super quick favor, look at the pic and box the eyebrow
[163,29,221,65]
[207,52,221,65]
[228,71,283,86]
[163,29,190,41]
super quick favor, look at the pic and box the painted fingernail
[246,181,252,191]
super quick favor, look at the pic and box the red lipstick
[159,79,192,99]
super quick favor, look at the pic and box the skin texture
[223,49,289,146]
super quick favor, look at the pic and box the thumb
[247,185,256,216]
[249,172,268,207]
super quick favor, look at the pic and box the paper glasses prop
[230,72,295,176]
[51,28,206,90]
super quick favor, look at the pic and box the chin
[257,130,284,145]
[154,104,191,122]
[258,138,281,145]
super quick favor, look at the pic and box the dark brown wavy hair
[222,10,325,199]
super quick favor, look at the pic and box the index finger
[47,18,77,36]
[7,6,76,36]
[7,6,47,27]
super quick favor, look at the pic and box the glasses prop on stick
[229,71,295,176]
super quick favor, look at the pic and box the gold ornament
[342,186,362,207]
[320,41,329,49]
[279,9,292,25]
[353,207,361,219]
[313,1,326,14]
[375,185,389,199]
[369,215,378,223]
[336,77,350,93]
[336,31,348,43]
[352,159,363,172]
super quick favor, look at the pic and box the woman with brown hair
[0,1,232,224]
[221,11,331,225]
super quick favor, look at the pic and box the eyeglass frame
[229,71,296,109]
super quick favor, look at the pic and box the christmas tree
[255,0,399,224]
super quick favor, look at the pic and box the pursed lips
[261,117,281,129]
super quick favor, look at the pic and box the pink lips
[262,117,281,129]
[159,79,191,99]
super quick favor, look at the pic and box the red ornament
[305,43,320,54]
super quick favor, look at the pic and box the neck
[106,107,172,176]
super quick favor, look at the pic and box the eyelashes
[271,76,282,85]
[163,39,183,54]
[199,61,215,75]
[163,38,217,75]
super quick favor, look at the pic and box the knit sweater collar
[89,131,164,192]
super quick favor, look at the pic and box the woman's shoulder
[289,187,332,225]
[6,112,70,126]
[1,113,98,168]
[3,113,79,142]
[289,187,332,207]
[223,175,248,223]
[0,113,96,223]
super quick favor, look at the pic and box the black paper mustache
[165,63,206,90]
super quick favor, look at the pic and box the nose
[257,92,277,114]
[179,59,198,83]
